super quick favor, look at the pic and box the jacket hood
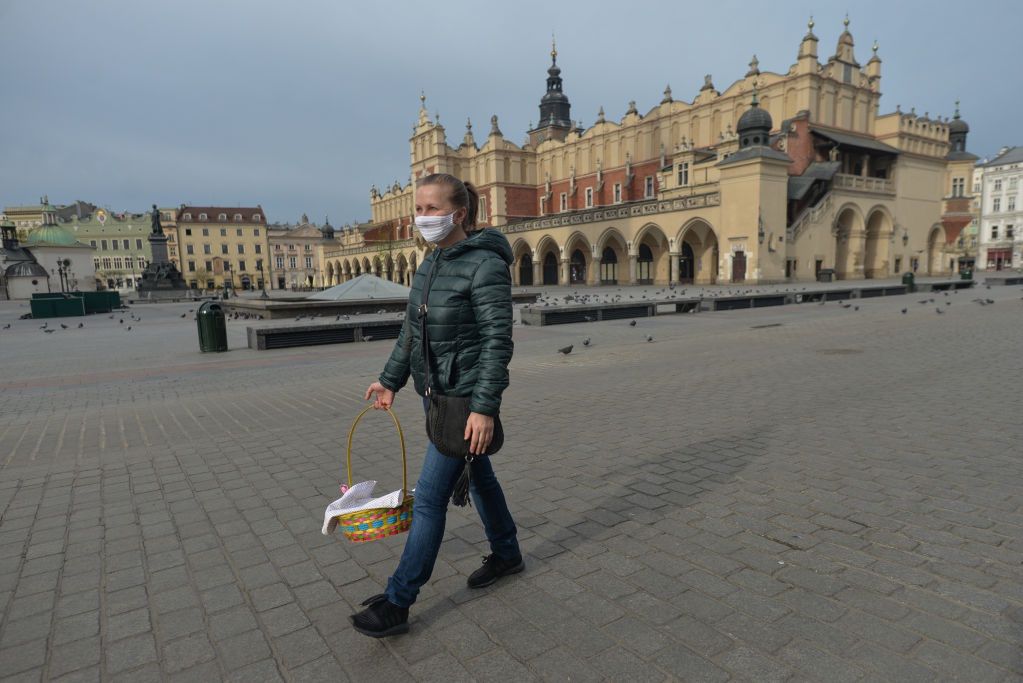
[440,228,513,264]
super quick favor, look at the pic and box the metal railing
[833,173,895,195]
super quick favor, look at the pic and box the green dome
[23,224,80,247]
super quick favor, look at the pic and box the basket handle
[346,405,408,500]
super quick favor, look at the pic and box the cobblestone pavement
[1,283,1021,682]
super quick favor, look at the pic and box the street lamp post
[52,258,72,293]
[222,262,232,300]
[258,262,269,299]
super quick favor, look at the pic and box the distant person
[356,173,522,637]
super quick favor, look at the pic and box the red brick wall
[785,117,816,176]
[504,186,538,218]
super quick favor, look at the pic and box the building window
[993,198,1001,213]
[253,214,261,221]
[170,248,177,257]
[182,213,192,220]
[254,244,261,254]
[124,257,133,269]
[289,257,297,269]
[994,179,1002,192]
[974,181,981,193]
[1009,197,1017,212]
[101,239,108,250]
[217,213,226,221]
[992,226,999,239]
[111,240,118,251]
[203,244,211,254]
[186,244,194,255]
[217,228,225,237]
[288,243,296,251]
[204,260,212,272]
[236,228,243,236]
[185,228,192,236]
[256,259,263,271]
[135,239,142,249]
[478,196,487,223]
[218,244,227,255]
[305,257,312,268]
[585,187,594,208]
[199,213,208,221]
[644,176,654,198]
[253,228,260,237]
[93,258,100,269]
[202,228,209,236]
[276,257,284,269]
[102,257,112,269]
[559,193,567,212]
[678,162,690,186]
[304,244,311,252]
[90,240,97,248]
[894,257,901,273]
[1007,225,1015,239]
[239,260,246,272]
[952,177,964,197]
[123,239,130,249]
[540,197,547,215]
[234,214,243,222]
[113,257,122,269]
[613,183,622,203]
[237,244,245,254]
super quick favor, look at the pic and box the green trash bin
[960,268,972,281]
[901,272,915,293]
[196,301,228,352]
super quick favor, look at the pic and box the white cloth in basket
[321,481,405,535]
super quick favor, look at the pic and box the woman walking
[355,173,522,637]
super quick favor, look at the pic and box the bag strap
[418,251,441,396]
[345,405,409,500]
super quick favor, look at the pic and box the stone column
[560,258,569,286]
[629,254,638,284]
[532,257,542,286]
[669,252,680,284]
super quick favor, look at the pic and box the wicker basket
[335,405,414,543]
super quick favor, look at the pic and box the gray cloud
[1,0,1017,223]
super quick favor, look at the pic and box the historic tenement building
[323,18,971,286]
[976,146,1023,270]
[175,206,267,291]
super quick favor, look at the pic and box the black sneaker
[350,594,409,638]
[467,554,525,589]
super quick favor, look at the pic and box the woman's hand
[464,412,494,456]
[364,382,395,410]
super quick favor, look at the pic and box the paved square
[1,282,1021,681]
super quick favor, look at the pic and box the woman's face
[416,184,466,225]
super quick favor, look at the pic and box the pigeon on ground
[2,324,10,329]
[936,308,944,315]
[582,337,591,347]
[108,315,114,319]
[78,323,84,328]
[646,335,654,342]
[126,326,132,331]
[364,335,374,342]
[44,328,55,334]
[583,316,593,322]
[558,345,573,355]
[985,299,995,304]
[60,323,68,329]
[901,308,907,314]
[841,304,852,309]
[854,306,859,311]
[918,300,928,305]
[119,319,124,324]
[180,313,187,318]
[629,320,637,327]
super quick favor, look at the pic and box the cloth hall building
[322,19,973,287]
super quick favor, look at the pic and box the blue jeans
[384,401,520,608]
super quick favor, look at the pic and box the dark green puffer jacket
[378,228,514,417]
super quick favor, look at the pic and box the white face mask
[414,212,458,243]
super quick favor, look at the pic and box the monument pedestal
[137,214,189,299]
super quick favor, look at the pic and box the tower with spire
[528,37,573,146]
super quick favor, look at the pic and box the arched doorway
[569,249,587,284]
[731,251,747,282]
[863,209,891,278]
[542,252,559,285]
[240,275,252,290]
[519,254,534,286]
[637,244,654,284]
[676,220,719,285]
[927,226,945,275]
[834,206,863,280]
[600,248,618,284]
[678,242,695,282]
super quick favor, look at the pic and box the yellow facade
[174,206,268,291]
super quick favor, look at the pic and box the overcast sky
[1,0,1018,225]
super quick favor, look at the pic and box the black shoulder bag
[418,252,504,506]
